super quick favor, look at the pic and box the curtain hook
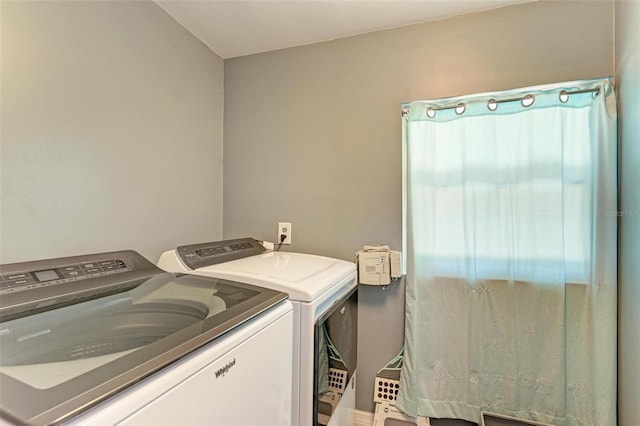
[487,99,498,111]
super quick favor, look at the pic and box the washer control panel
[177,237,266,270]
[0,250,162,321]
[1,258,130,295]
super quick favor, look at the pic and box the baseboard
[355,409,374,426]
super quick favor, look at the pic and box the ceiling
[154,0,536,59]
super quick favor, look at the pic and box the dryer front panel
[313,287,358,426]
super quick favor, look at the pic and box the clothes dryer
[158,238,358,426]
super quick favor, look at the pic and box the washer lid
[0,251,288,426]
[193,252,356,302]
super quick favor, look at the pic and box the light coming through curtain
[396,79,617,426]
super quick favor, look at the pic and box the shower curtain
[396,78,617,426]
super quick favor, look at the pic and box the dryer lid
[193,251,356,302]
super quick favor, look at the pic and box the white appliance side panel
[290,301,302,426]
[327,373,356,426]
[298,301,316,426]
[67,302,293,426]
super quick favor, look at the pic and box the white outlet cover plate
[278,222,292,244]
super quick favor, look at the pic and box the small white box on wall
[356,245,402,286]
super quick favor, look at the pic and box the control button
[7,278,36,286]
[102,265,118,271]
[2,273,30,281]
[229,243,252,251]
[195,247,226,257]
[115,260,127,268]
[60,265,82,272]
[98,260,115,267]
[84,268,101,274]
[62,270,83,278]
[82,263,98,269]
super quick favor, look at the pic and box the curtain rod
[410,86,602,117]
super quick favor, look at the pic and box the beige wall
[0,0,224,264]
[616,1,640,425]
[223,0,614,413]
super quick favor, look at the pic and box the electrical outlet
[278,222,292,245]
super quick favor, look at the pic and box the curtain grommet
[521,94,535,107]
[559,90,569,103]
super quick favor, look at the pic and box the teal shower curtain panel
[397,78,617,426]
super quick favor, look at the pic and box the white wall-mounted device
[356,245,402,286]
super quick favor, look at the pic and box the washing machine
[158,238,358,426]
[0,250,293,426]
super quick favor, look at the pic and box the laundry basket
[372,376,430,426]
[318,368,349,425]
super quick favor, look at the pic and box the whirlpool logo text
[215,358,236,378]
